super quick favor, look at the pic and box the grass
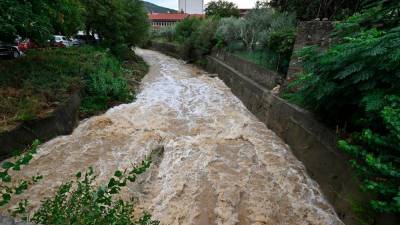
[0,46,148,131]
[151,37,181,47]
[232,49,280,72]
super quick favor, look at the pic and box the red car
[17,39,38,52]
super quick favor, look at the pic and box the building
[149,13,189,27]
[179,0,204,14]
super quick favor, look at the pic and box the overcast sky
[146,0,258,10]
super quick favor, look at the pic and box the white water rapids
[3,49,344,225]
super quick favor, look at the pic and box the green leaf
[2,161,14,169]
[108,178,117,188]
[114,170,123,178]
[2,174,12,182]
[2,193,11,203]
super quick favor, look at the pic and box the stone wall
[286,21,334,81]
[0,91,81,160]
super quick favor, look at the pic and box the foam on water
[2,49,343,225]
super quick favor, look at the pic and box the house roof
[148,13,189,21]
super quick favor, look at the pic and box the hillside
[144,1,177,13]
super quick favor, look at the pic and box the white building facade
[179,0,204,14]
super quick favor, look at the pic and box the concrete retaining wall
[213,51,283,90]
[205,54,368,225]
[0,91,81,160]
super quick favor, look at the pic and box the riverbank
[0,47,148,158]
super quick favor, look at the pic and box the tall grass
[0,46,148,130]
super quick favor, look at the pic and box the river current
[2,49,343,225]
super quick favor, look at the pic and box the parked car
[0,41,23,59]
[17,38,39,52]
[50,35,72,47]
[74,34,99,45]
[70,37,82,46]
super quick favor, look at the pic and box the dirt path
[2,49,343,225]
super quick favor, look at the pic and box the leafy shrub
[287,2,400,213]
[338,95,400,213]
[1,46,147,125]
[262,12,296,73]
[175,17,202,43]
[1,145,160,224]
[193,18,220,57]
[0,140,42,206]
[157,26,176,42]
[30,159,158,225]
[215,17,243,49]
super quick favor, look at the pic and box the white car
[52,35,72,47]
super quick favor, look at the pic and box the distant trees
[205,0,240,18]
[0,0,84,43]
[81,0,149,47]
[267,0,364,20]
[0,0,149,47]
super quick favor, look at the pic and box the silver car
[52,35,72,47]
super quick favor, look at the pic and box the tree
[175,17,202,42]
[0,0,52,43]
[215,17,243,46]
[0,0,84,43]
[240,8,274,50]
[205,0,240,18]
[80,0,149,47]
[47,0,85,36]
[268,0,364,20]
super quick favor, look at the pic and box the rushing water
[3,49,343,225]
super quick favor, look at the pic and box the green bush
[215,17,243,49]
[193,17,219,57]
[31,160,159,225]
[0,140,42,207]
[1,144,160,224]
[175,17,202,43]
[287,2,400,213]
[0,47,147,127]
[157,26,176,42]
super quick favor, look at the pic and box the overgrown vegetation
[216,7,296,73]
[0,140,42,207]
[287,0,400,214]
[0,0,150,56]
[268,0,365,20]
[0,46,148,131]
[1,141,159,224]
[30,160,158,224]
[0,0,85,43]
[151,4,296,74]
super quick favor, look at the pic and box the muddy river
[2,49,343,225]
